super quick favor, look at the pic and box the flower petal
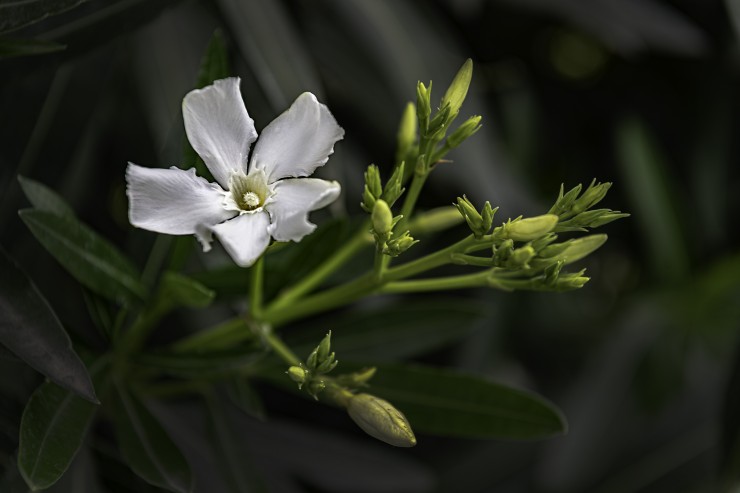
[183,78,257,188]
[266,178,341,242]
[249,92,344,182]
[126,164,235,250]
[211,212,271,267]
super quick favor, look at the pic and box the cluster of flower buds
[361,163,406,213]
[549,180,630,231]
[455,195,496,238]
[287,331,338,399]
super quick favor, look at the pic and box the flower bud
[416,81,432,132]
[361,165,382,213]
[548,183,582,216]
[572,180,611,214]
[384,231,418,257]
[371,200,394,239]
[316,354,338,374]
[446,115,482,149]
[396,102,417,164]
[382,162,405,207]
[287,366,308,386]
[508,245,536,268]
[317,331,332,362]
[347,393,417,447]
[503,214,559,241]
[539,234,607,264]
[441,58,473,119]
[493,239,514,266]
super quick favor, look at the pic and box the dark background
[2,0,740,492]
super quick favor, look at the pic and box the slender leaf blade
[0,0,88,34]
[160,272,214,309]
[0,246,96,402]
[364,363,567,439]
[17,176,75,219]
[19,209,146,304]
[18,380,99,490]
[110,385,193,493]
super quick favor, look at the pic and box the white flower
[126,78,344,267]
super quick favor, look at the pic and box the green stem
[398,172,428,230]
[384,235,479,281]
[249,256,264,319]
[380,271,490,293]
[171,317,251,353]
[264,330,301,366]
[373,246,386,281]
[262,273,377,327]
[268,222,372,312]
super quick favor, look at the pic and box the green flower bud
[544,260,565,287]
[530,232,558,252]
[384,231,418,257]
[427,105,451,141]
[371,199,394,239]
[347,393,417,447]
[317,331,332,362]
[508,245,536,268]
[441,58,473,120]
[307,379,326,399]
[396,102,417,164]
[480,201,495,234]
[416,81,432,133]
[554,269,590,291]
[493,239,514,266]
[287,366,308,387]
[539,234,607,264]
[306,348,319,370]
[382,162,405,207]
[316,355,338,374]
[503,214,559,241]
[572,180,611,214]
[455,195,491,237]
[446,115,482,149]
[361,165,382,213]
[548,183,582,216]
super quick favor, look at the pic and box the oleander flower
[126,77,344,267]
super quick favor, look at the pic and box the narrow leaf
[110,385,192,493]
[17,176,75,219]
[363,363,567,439]
[18,361,104,491]
[19,209,147,304]
[159,272,214,308]
[0,246,96,402]
[0,0,88,34]
[290,300,485,361]
[0,38,66,59]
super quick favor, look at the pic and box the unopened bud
[317,331,332,362]
[384,231,418,257]
[493,239,514,266]
[503,214,559,241]
[539,234,607,264]
[396,103,417,164]
[347,393,417,447]
[372,200,394,238]
[416,81,432,132]
[382,162,405,207]
[548,183,582,216]
[361,165,382,212]
[508,245,536,268]
[441,58,473,119]
[287,366,308,386]
[572,180,611,214]
[446,115,482,149]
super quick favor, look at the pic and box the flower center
[226,170,271,213]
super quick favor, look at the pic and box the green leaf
[205,395,268,493]
[363,363,567,439]
[0,0,88,34]
[17,176,75,219]
[18,361,105,491]
[0,38,66,59]
[0,246,97,402]
[159,272,214,308]
[19,209,147,304]
[616,118,689,282]
[290,299,485,361]
[225,378,266,420]
[110,385,193,493]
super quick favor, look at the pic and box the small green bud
[456,195,489,237]
[544,260,565,286]
[531,232,558,252]
[446,115,482,149]
[306,348,319,370]
[384,231,418,257]
[493,239,514,266]
[503,214,559,241]
[554,269,590,290]
[316,354,338,374]
[588,211,629,228]
[508,245,536,268]
[572,180,611,214]
[396,102,417,164]
[317,331,332,362]
[347,393,417,447]
[287,366,308,387]
[416,81,432,133]
[427,104,451,141]
[382,162,405,207]
[539,234,607,264]
[371,199,394,239]
[361,165,382,213]
[414,153,429,176]
[441,58,473,120]
[307,379,326,399]
[548,183,583,216]
[480,201,495,233]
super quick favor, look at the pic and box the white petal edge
[183,77,257,189]
[265,178,341,242]
[126,163,236,250]
[249,92,344,183]
[211,212,271,267]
